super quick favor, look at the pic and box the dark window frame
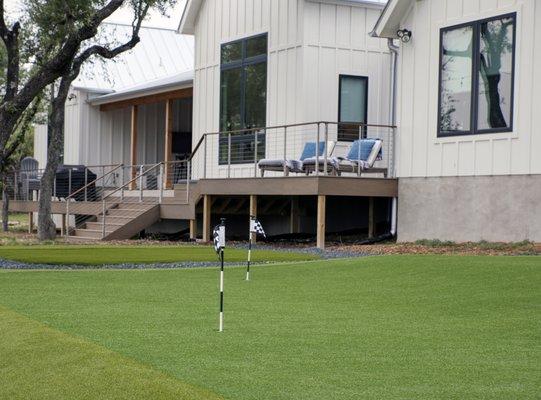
[219,33,268,165]
[338,74,369,141]
[437,12,516,137]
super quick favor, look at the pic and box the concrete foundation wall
[397,175,541,243]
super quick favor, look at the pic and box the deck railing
[1,121,396,234]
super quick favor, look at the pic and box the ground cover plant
[0,255,539,399]
[0,245,318,265]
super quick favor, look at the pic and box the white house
[372,0,541,242]
[179,0,393,179]
[34,23,195,171]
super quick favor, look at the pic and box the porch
[3,121,397,248]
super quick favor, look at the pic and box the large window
[438,13,516,137]
[338,75,368,141]
[219,34,267,164]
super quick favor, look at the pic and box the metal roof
[89,70,194,106]
[73,23,194,92]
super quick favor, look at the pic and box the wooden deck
[3,176,397,248]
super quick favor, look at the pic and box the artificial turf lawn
[0,255,539,399]
[0,245,318,265]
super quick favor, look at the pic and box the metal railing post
[315,123,320,177]
[102,200,106,239]
[159,163,164,204]
[139,165,144,203]
[84,168,88,201]
[203,135,207,179]
[358,125,362,176]
[120,165,125,201]
[186,161,191,204]
[65,200,70,238]
[227,133,232,178]
[253,130,258,178]
[324,122,329,176]
[283,126,287,176]
[68,169,72,197]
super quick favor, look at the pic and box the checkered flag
[250,218,266,238]
[213,224,224,254]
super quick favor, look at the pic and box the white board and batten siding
[63,89,191,170]
[395,0,541,178]
[191,0,391,179]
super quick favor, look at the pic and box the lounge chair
[258,141,330,177]
[335,139,386,176]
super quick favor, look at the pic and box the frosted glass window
[339,75,368,141]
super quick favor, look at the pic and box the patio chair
[335,139,386,176]
[301,141,346,175]
[19,157,41,199]
[258,141,330,177]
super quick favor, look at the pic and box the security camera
[397,29,412,43]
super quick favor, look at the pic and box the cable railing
[187,120,396,181]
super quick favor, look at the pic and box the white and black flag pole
[247,216,266,281]
[213,219,226,332]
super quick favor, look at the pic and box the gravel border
[0,245,367,270]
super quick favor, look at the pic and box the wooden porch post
[317,195,326,250]
[290,196,300,234]
[129,105,138,190]
[202,195,211,243]
[249,195,257,242]
[28,212,33,233]
[189,219,197,240]
[164,99,173,189]
[368,197,375,239]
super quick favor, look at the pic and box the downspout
[388,38,399,237]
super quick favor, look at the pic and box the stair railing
[99,162,162,239]
[64,164,123,237]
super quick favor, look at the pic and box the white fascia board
[178,0,203,35]
[371,0,414,38]
[307,0,386,10]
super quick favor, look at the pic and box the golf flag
[250,218,266,238]
[213,224,225,254]
[215,219,226,332]
[246,217,265,281]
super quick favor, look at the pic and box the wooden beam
[368,197,375,239]
[164,99,174,189]
[290,196,300,234]
[99,87,193,112]
[189,219,196,240]
[249,195,257,242]
[317,195,326,250]
[202,195,211,243]
[129,105,138,190]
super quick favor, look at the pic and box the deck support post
[189,219,197,240]
[164,99,173,189]
[249,195,257,242]
[317,195,326,250]
[129,105,138,190]
[60,214,65,236]
[290,196,300,234]
[368,197,375,239]
[202,195,211,243]
[28,212,33,233]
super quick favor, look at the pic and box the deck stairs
[68,200,160,241]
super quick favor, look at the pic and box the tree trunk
[38,85,69,241]
[2,177,9,232]
[487,74,507,128]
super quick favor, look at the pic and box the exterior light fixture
[397,29,412,43]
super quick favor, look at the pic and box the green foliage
[0,256,539,399]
